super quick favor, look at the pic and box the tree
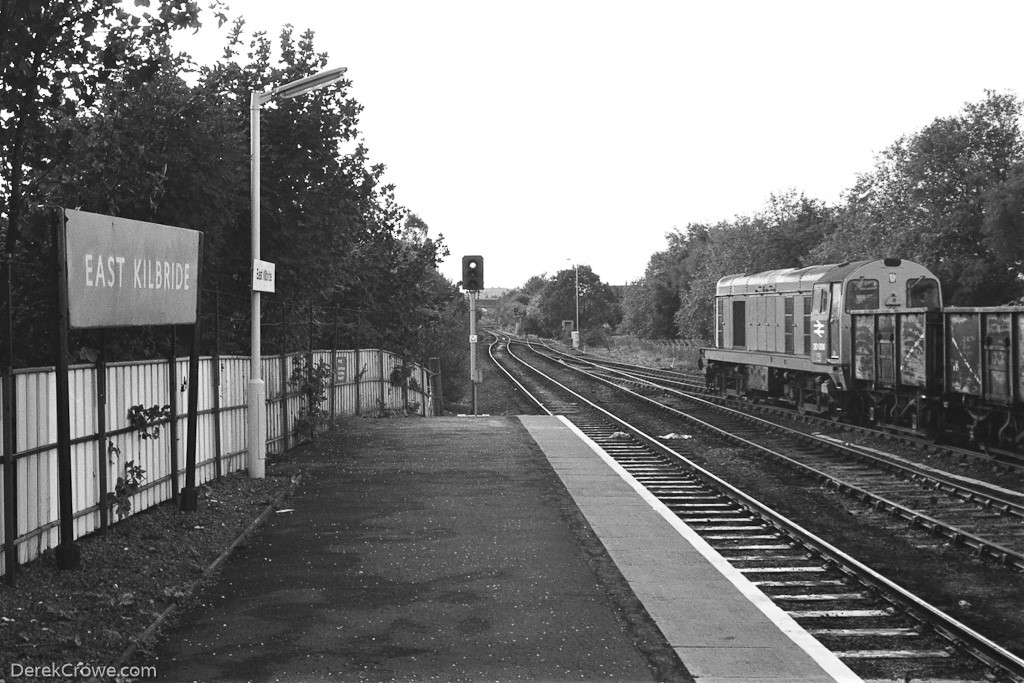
[981,162,1024,300]
[535,266,620,337]
[0,0,210,254]
[2,11,465,374]
[812,90,1024,304]
[616,190,835,342]
[618,277,658,338]
[620,225,712,339]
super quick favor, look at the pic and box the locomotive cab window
[732,300,746,349]
[817,287,829,313]
[716,299,724,348]
[908,277,940,308]
[847,279,879,310]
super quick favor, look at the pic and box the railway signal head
[462,255,484,291]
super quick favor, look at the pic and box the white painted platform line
[557,415,863,683]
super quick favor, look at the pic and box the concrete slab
[520,415,862,683]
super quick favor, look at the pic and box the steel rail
[486,334,551,415]
[557,343,1024,514]
[530,339,1024,571]
[498,337,1024,681]
[538,337,1024,474]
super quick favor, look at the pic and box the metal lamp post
[567,258,580,348]
[574,262,580,336]
[248,66,346,479]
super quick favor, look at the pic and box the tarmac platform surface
[154,415,860,682]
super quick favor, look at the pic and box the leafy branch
[105,403,169,519]
[289,357,333,442]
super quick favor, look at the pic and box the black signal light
[462,255,484,290]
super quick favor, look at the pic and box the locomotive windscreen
[847,279,879,310]
[908,278,940,308]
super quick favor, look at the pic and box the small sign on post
[252,259,276,293]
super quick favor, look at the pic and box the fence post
[306,304,314,426]
[279,352,289,454]
[181,319,201,512]
[429,357,442,416]
[2,253,17,583]
[95,330,108,532]
[211,287,222,481]
[421,366,427,416]
[379,349,386,413]
[168,327,179,503]
[329,307,338,420]
[402,359,409,413]
[354,349,361,415]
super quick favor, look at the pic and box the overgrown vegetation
[489,91,1024,343]
[487,266,622,339]
[0,2,471,405]
[288,357,334,442]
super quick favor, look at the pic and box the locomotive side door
[810,284,829,364]
[828,282,843,361]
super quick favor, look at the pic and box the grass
[559,333,704,370]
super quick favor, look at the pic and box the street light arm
[259,66,348,103]
[246,64,346,480]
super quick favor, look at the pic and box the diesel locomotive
[699,258,1024,450]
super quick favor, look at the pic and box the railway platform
[152,415,859,682]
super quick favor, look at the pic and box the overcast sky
[175,1,1024,289]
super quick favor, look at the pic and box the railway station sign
[252,258,276,293]
[63,209,201,329]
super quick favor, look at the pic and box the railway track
[538,341,1024,571]
[558,342,1024,476]
[488,333,1024,682]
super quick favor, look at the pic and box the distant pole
[575,263,580,334]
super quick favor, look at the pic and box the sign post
[461,255,484,415]
[54,208,202,567]
[52,210,79,569]
[469,291,477,415]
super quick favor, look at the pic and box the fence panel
[0,348,432,577]
[333,350,358,417]
[218,356,248,473]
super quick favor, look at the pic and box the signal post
[462,255,484,415]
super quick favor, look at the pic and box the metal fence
[0,348,433,576]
